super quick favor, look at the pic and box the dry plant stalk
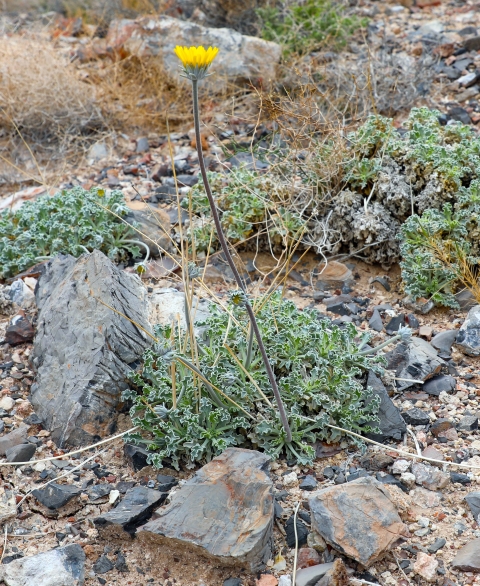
[0,37,103,140]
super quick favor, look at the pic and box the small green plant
[0,186,141,279]
[257,0,367,55]
[123,292,384,469]
[182,167,303,253]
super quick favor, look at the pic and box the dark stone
[464,36,480,52]
[93,554,114,574]
[32,483,81,510]
[334,473,346,484]
[115,551,128,572]
[365,372,406,441]
[156,474,178,492]
[375,473,408,493]
[323,467,335,480]
[285,515,308,548]
[450,472,471,485]
[457,415,478,431]
[87,484,113,501]
[273,500,283,519]
[135,137,149,153]
[228,152,269,170]
[324,295,354,316]
[406,313,420,329]
[428,537,446,554]
[452,538,480,571]
[116,481,136,494]
[448,106,471,125]
[370,277,390,292]
[385,315,405,335]
[223,580,242,586]
[368,309,383,332]
[124,444,150,472]
[299,475,317,491]
[431,330,458,353]
[23,413,43,426]
[30,252,153,447]
[5,315,35,346]
[401,408,430,426]
[94,486,167,536]
[137,449,274,572]
[431,419,454,437]
[297,510,311,524]
[457,306,480,356]
[5,443,36,463]
[423,375,456,396]
[465,491,480,521]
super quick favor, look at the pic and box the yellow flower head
[174,45,219,81]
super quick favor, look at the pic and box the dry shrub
[0,37,103,141]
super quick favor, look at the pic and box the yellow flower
[174,45,219,81]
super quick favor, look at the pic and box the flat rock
[451,538,480,571]
[466,492,480,521]
[5,443,36,463]
[148,288,211,334]
[106,16,281,89]
[456,305,480,356]
[423,375,456,396]
[94,486,166,538]
[368,309,383,332]
[31,251,152,447]
[308,476,408,567]
[295,563,334,586]
[138,448,273,572]
[411,463,450,491]
[4,314,35,345]
[32,483,82,510]
[365,371,406,441]
[401,407,430,426]
[386,337,445,391]
[0,544,85,585]
[431,330,458,352]
[0,426,27,456]
[125,203,172,257]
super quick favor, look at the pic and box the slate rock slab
[451,538,480,571]
[465,491,480,521]
[386,337,445,391]
[308,476,408,567]
[94,486,166,538]
[0,544,85,586]
[457,305,480,356]
[5,443,35,463]
[32,483,82,510]
[31,251,152,447]
[412,463,450,491]
[364,372,406,441]
[0,426,27,456]
[138,448,274,572]
[423,374,456,396]
[431,330,458,353]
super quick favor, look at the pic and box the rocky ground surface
[3,1,480,586]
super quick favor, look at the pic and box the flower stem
[191,79,292,443]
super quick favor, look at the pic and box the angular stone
[466,492,480,521]
[297,548,321,569]
[138,448,273,572]
[431,419,454,437]
[431,330,458,353]
[87,484,113,501]
[295,563,334,586]
[32,483,82,510]
[123,444,150,472]
[456,306,480,356]
[156,474,178,492]
[401,408,430,426]
[427,537,446,554]
[106,16,281,90]
[5,443,35,463]
[309,477,408,567]
[457,415,478,431]
[423,375,456,396]
[412,463,450,491]
[0,544,85,586]
[315,559,350,586]
[413,552,438,582]
[451,538,480,571]
[4,314,35,345]
[285,516,308,548]
[385,314,405,335]
[324,295,356,317]
[94,486,166,538]
[369,309,383,332]
[31,251,152,447]
[299,475,317,491]
[0,426,27,456]
[365,372,406,441]
[125,203,172,257]
[386,338,444,391]
[451,472,471,485]
[93,554,114,575]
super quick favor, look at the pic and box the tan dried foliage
[0,37,103,140]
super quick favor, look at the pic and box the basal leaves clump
[123,292,384,470]
[0,186,139,279]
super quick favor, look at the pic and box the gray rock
[0,426,27,456]
[156,474,178,491]
[365,372,406,441]
[464,36,480,52]
[295,563,334,586]
[31,251,152,447]
[123,443,150,471]
[88,141,108,161]
[455,288,476,310]
[223,580,242,586]
[0,544,85,585]
[93,554,114,574]
[431,330,458,352]
[5,443,35,463]
[411,463,450,491]
[457,415,478,431]
[386,337,445,391]
[427,537,446,554]
[465,491,480,521]
[385,314,405,335]
[148,287,211,334]
[106,16,281,89]
[32,483,82,510]
[452,538,480,571]
[451,472,471,485]
[135,137,149,153]
[299,475,317,491]
[457,306,480,356]
[368,309,383,332]
[285,516,308,548]
[423,375,456,396]
[401,408,430,426]
[138,448,273,572]
[87,484,113,501]
[94,486,166,538]
[8,279,36,310]
[308,477,408,567]
[125,206,172,257]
